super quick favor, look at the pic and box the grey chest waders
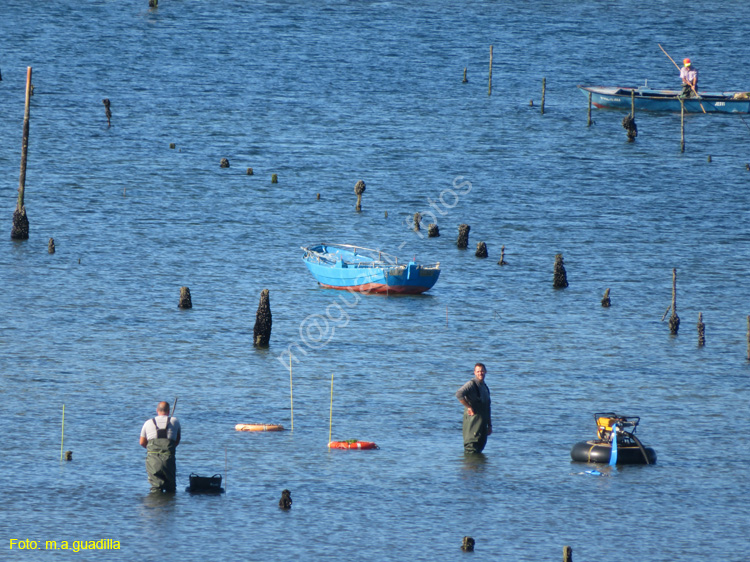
[146,417,177,492]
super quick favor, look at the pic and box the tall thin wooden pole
[669,268,680,334]
[18,66,32,212]
[680,99,685,153]
[328,373,334,445]
[631,90,635,115]
[289,356,294,431]
[11,66,32,240]
[488,45,493,96]
[587,92,592,126]
[541,78,546,115]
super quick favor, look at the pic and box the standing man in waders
[140,401,181,493]
[456,363,492,453]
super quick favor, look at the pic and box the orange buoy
[235,423,285,432]
[328,440,378,450]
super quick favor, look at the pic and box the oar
[609,423,618,466]
[658,44,706,113]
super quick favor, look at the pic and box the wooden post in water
[178,287,192,309]
[631,89,635,115]
[11,66,32,240]
[541,77,546,115]
[102,98,111,127]
[553,253,568,288]
[669,268,680,334]
[497,244,508,265]
[680,99,685,153]
[601,287,611,307]
[563,545,573,562]
[462,67,468,83]
[697,312,705,346]
[488,45,493,96]
[587,92,592,126]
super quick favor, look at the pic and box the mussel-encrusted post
[475,241,487,258]
[601,288,611,307]
[457,224,470,249]
[669,268,680,334]
[428,223,439,237]
[279,489,292,510]
[622,113,637,142]
[254,289,272,347]
[220,158,230,168]
[553,253,568,288]
[461,537,475,552]
[413,212,421,231]
[48,237,55,254]
[697,312,705,346]
[354,180,365,212]
[178,287,192,309]
[563,545,573,562]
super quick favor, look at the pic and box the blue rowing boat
[578,85,750,113]
[301,243,440,294]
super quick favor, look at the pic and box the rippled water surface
[2,1,750,561]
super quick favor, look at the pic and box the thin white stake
[289,356,294,431]
[60,404,65,461]
[328,373,334,446]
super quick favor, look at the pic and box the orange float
[235,423,284,432]
[328,440,378,450]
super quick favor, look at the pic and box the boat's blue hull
[302,244,440,294]
[578,85,750,113]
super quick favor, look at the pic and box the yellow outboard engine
[571,412,656,465]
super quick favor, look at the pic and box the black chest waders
[462,381,492,454]
[146,417,177,492]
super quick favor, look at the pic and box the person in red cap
[679,58,699,98]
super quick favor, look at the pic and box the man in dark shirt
[456,363,492,453]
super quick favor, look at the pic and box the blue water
[2,1,750,561]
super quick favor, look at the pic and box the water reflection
[139,490,177,517]
[461,452,488,473]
